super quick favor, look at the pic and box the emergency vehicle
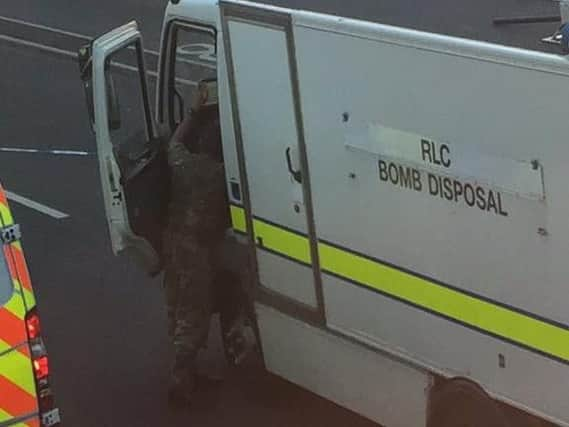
[79,0,569,425]
[0,185,60,426]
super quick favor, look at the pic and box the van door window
[105,42,155,169]
[0,253,13,306]
[166,23,216,130]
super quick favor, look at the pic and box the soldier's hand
[224,314,257,366]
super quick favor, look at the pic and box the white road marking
[0,147,93,156]
[108,60,159,79]
[0,33,197,86]
[5,191,69,219]
[0,33,75,58]
[0,14,92,41]
[0,14,160,56]
[0,14,217,69]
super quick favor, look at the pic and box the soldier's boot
[223,311,257,366]
[168,358,196,409]
[168,376,194,409]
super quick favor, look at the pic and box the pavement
[0,0,563,426]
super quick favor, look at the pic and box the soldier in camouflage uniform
[162,83,231,407]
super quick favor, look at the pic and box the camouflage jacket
[165,109,230,250]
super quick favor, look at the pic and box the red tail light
[25,311,41,340]
[33,356,49,380]
[24,309,61,424]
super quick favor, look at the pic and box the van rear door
[0,193,39,426]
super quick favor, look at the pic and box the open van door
[80,22,168,274]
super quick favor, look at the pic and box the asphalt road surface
[0,0,563,426]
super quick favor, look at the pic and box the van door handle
[285,147,302,184]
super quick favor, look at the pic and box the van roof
[250,0,561,53]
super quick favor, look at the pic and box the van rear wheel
[428,378,510,427]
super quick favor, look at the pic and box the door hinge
[1,224,21,244]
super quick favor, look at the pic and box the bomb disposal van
[79,0,569,425]
[0,185,60,427]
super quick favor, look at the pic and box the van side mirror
[78,43,122,131]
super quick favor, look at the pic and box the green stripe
[230,205,569,364]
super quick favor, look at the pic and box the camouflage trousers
[163,238,220,384]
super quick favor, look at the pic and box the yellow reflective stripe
[230,205,311,263]
[4,290,25,320]
[21,287,36,311]
[230,205,569,363]
[230,205,246,233]
[253,220,312,264]
[231,206,312,264]
[318,242,569,362]
[11,275,37,312]
[0,407,14,424]
[0,203,13,227]
[0,409,32,427]
[0,340,36,396]
[0,409,37,427]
